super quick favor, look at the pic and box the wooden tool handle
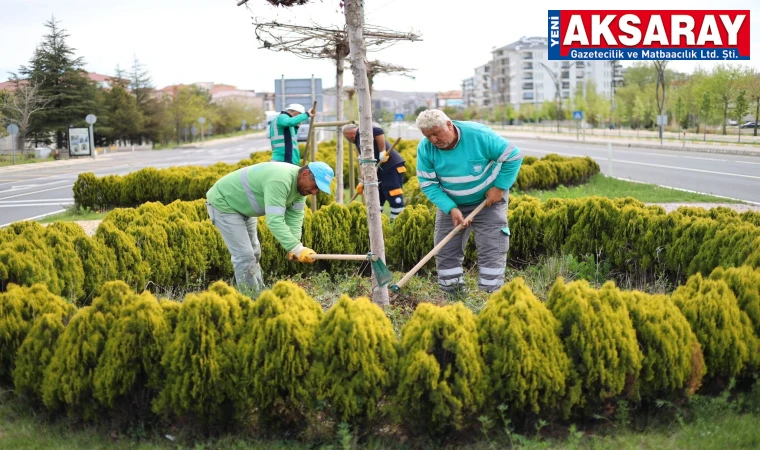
[393,200,487,290]
[311,254,373,261]
[302,100,318,166]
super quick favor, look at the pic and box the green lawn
[37,206,106,223]
[2,387,759,449]
[0,156,55,167]
[521,174,741,203]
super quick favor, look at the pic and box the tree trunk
[335,52,345,203]
[754,97,759,137]
[344,0,389,306]
[722,100,728,135]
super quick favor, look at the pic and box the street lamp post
[540,62,562,133]
[86,114,97,158]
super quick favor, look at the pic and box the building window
[562,62,570,69]
[562,91,570,99]
[523,83,534,90]
[523,92,534,100]
[523,73,533,80]
[576,61,584,68]
[577,70,584,78]
[562,81,570,89]
[561,71,570,79]
[523,52,533,60]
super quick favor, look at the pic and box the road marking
[0,185,72,200]
[522,148,760,180]
[0,202,74,208]
[0,198,73,204]
[0,209,66,228]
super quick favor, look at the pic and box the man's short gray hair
[416,109,450,130]
[342,123,358,134]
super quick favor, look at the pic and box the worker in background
[269,103,315,165]
[342,123,406,220]
[415,109,523,294]
[205,161,334,293]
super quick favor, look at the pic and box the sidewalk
[498,129,760,157]
[172,130,265,149]
[0,151,127,174]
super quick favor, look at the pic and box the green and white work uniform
[206,161,308,291]
[269,111,310,165]
[416,120,523,292]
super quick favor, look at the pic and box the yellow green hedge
[72,140,598,210]
[3,271,758,435]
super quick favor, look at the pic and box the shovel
[389,200,488,293]
[310,252,393,287]
[349,137,403,203]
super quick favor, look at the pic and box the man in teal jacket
[415,109,523,293]
[206,161,334,293]
[269,103,315,165]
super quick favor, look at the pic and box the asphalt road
[1,125,758,227]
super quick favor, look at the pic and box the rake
[311,253,393,287]
[389,200,488,293]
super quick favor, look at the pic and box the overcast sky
[1,0,758,94]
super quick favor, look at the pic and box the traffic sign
[6,124,18,135]
[86,114,97,125]
[191,125,198,136]
[198,117,206,124]
[573,110,583,120]
[394,113,404,122]
[656,114,668,126]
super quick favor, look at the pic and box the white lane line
[0,185,72,200]
[522,147,760,180]
[0,209,66,228]
[0,202,73,208]
[0,198,73,204]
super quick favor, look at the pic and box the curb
[172,131,266,149]
[501,133,760,157]
[0,153,124,173]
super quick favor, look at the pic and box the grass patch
[521,174,740,203]
[37,205,107,224]
[0,155,55,167]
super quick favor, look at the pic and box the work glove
[287,252,297,261]
[378,151,389,164]
[356,183,364,194]
[297,248,317,263]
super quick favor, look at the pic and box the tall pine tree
[19,16,97,148]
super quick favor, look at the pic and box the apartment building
[486,36,620,111]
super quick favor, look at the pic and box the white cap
[286,103,306,114]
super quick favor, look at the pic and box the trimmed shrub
[41,281,138,418]
[237,281,322,426]
[0,225,61,295]
[621,290,705,399]
[547,279,642,411]
[93,292,171,414]
[477,278,571,417]
[153,282,246,423]
[0,283,75,383]
[395,302,486,433]
[13,312,72,399]
[386,204,435,272]
[94,222,150,291]
[671,273,755,381]
[562,197,621,259]
[507,195,545,261]
[311,202,354,273]
[310,295,398,424]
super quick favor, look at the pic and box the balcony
[523,73,533,80]
[523,83,534,90]
[561,71,570,79]
[523,52,533,60]
[523,62,533,70]
[562,81,570,90]
[523,92,534,100]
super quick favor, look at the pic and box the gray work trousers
[434,199,510,293]
[206,202,264,293]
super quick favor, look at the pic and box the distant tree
[18,16,98,148]
[699,90,713,141]
[0,77,51,151]
[168,86,209,143]
[103,81,144,144]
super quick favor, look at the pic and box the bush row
[2,269,758,434]
[4,197,759,303]
[73,140,599,209]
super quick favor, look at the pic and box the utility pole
[654,60,668,145]
[540,62,562,133]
